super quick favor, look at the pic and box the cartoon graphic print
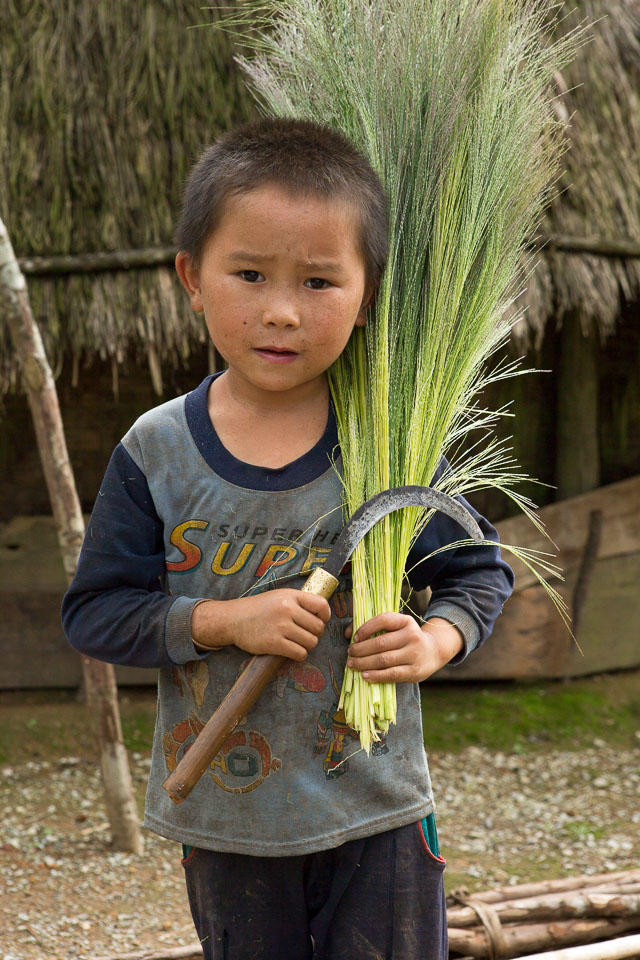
[314,659,389,779]
[211,729,282,794]
[171,661,210,709]
[163,713,281,794]
[235,656,326,699]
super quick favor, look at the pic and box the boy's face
[176,183,372,399]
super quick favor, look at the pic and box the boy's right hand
[190,589,331,661]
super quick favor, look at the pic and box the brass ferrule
[300,566,339,599]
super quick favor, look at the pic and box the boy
[63,118,513,960]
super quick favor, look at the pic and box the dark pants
[182,816,448,960]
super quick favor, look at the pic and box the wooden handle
[162,652,285,803]
[162,566,340,803]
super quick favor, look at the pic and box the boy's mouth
[253,346,299,364]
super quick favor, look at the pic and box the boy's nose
[261,300,301,329]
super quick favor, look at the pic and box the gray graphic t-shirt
[62,374,513,855]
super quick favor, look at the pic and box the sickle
[162,484,482,803]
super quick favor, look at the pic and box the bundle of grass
[214,0,586,751]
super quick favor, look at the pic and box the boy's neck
[207,369,330,469]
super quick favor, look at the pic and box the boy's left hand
[345,614,464,683]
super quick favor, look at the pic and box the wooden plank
[497,475,640,591]
[0,515,156,688]
[436,476,640,680]
[0,591,157,688]
[437,551,640,679]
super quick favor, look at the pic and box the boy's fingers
[285,623,320,652]
[297,591,332,623]
[352,665,417,683]
[280,639,311,661]
[348,630,407,659]
[292,608,327,638]
[353,612,408,643]
[347,645,414,674]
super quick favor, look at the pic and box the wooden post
[556,310,600,500]
[0,216,142,854]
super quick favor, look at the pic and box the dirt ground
[1,676,639,959]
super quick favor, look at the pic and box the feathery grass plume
[213,0,586,751]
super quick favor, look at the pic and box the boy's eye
[305,278,331,290]
[238,270,265,283]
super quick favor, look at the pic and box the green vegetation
[0,689,157,764]
[120,705,157,752]
[0,671,637,765]
[421,673,640,754]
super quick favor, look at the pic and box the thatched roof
[512,0,640,346]
[0,1,254,392]
[1,1,638,390]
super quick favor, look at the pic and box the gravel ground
[431,743,640,889]
[1,743,639,959]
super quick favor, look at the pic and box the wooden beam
[516,933,640,960]
[449,871,640,906]
[15,234,640,278]
[18,246,178,276]
[447,917,639,958]
[491,475,640,592]
[556,310,600,501]
[528,235,640,258]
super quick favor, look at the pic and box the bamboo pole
[0,216,142,855]
[448,885,640,924]
[14,233,640,279]
[449,886,640,925]
[516,933,640,960]
[528,235,640,258]
[555,311,600,501]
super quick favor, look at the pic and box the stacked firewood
[447,868,640,959]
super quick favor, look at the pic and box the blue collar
[184,373,339,491]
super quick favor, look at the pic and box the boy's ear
[355,283,375,327]
[175,251,204,313]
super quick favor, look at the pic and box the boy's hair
[174,117,389,289]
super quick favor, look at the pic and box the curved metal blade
[323,484,483,579]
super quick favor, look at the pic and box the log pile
[447,869,640,959]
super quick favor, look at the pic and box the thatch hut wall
[0,0,254,392]
[474,297,640,523]
[512,0,640,346]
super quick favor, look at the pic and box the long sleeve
[61,443,209,669]
[405,459,514,663]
